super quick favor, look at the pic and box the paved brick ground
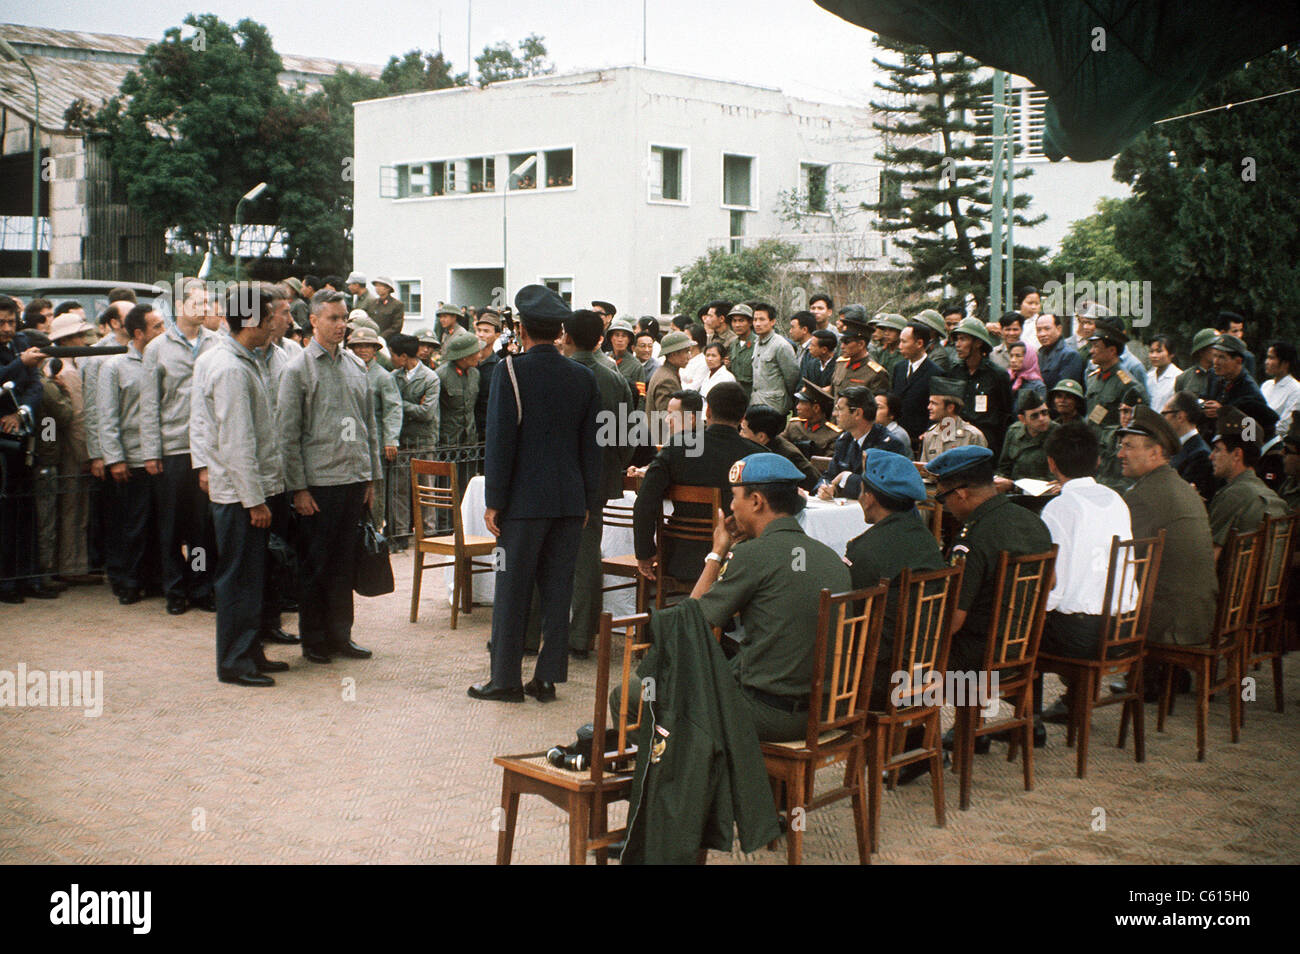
[2,559,1297,865]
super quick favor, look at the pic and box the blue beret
[924,444,994,481]
[514,284,571,323]
[846,449,927,503]
[728,453,804,486]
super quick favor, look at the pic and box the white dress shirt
[1146,363,1181,414]
[680,352,708,392]
[1041,476,1136,615]
[1262,375,1300,437]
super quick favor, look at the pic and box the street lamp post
[0,37,42,278]
[233,182,268,281]
[501,154,536,302]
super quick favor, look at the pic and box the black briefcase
[353,518,394,597]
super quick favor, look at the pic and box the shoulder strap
[505,354,523,425]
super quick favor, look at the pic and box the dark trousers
[260,491,291,635]
[295,482,367,653]
[212,501,267,678]
[0,447,36,592]
[490,515,583,688]
[109,469,156,590]
[156,454,214,600]
[1035,611,1104,712]
[524,508,605,652]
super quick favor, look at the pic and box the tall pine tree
[866,35,1046,310]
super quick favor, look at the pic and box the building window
[544,149,573,188]
[541,277,572,305]
[397,280,422,316]
[468,156,495,193]
[800,163,829,213]
[723,153,754,208]
[729,210,747,254]
[659,275,679,314]
[973,86,1048,159]
[395,163,432,198]
[650,146,684,202]
[508,152,539,190]
[878,169,905,220]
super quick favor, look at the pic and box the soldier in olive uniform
[1208,407,1289,555]
[831,307,889,398]
[918,376,987,468]
[1094,387,1145,492]
[944,317,1014,458]
[365,277,406,342]
[996,389,1058,484]
[782,380,841,458]
[1174,327,1220,400]
[1050,378,1087,424]
[1085,317,1148,428]
[416,329,441,370]
[873,313,907,376]
[606,317,645,406]
[914,309,956,373]
[437,332,482,499]
[346,325,403,531]
[727,304,757,400]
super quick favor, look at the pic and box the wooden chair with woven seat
[1241,512,1298,718]
[652,485,722,609]
[915,498,945,546]
[494,611,650,865]
[597,488,648,617]
[762,583,889,865]
[1147,528,1260,761]
[408,459,496,628]
[864,563,964,852]
[951,546,1057,811]
[1039,532,1165,780]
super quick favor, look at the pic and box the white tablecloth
[446,476,868,615]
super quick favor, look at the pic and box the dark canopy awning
[816,0,1300,160]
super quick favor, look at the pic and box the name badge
[1088,404,1109,425]
[974,394,988,413]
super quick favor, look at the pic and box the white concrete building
[352,66,895,327]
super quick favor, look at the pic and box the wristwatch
[704,552,724,565]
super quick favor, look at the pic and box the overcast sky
[13,0,888,103]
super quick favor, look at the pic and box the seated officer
[1208,406,1288,560]
[817,386,909,498]
[994,389,1057,491]
[782,379,839,458]
[740,404,820,492]
[617,454,852,743]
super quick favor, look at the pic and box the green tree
[1110,47,1300,346]
[673,240,800,319]
[1050,197,1136,285]
[867,35,1046,310]
[381,50,467,92]
[475,34,553,86]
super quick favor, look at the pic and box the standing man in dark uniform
[472,309,502,440]
[470,285,600,703]
[0,295,45,603]
[831,306,889,398]
[945,317,1014,458]
[1175,328,1220,401]
[1084,317,1147,428]
[891,320,940,443]
[1204,333,1278,436]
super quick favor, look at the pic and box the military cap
[348,313,381,335]
[345,271,367,286]
[591,300,617,316]
[373,276,396,292]
[283,277,304,295]
[442,333,483,362]
[846,448,927,504]
[952,316,995,350]
[1189,327,1219,355]
[794,378,835,413]
[931,376,966,406]
[474,310,502,329]
[346,325,381,347]
[22,330,51,349]
[1120,386,1146,407]
[727,303,754,320]
[875,313,907,332]
[924,445,994,481]
[1209,333,1247,358]
[1118,405,1179,457]
[912,308,948,337]
[436,304,463,319]
[607,317,636,337]
[838,303,870,323]
[1050,378,1085,401]
[658,330,693,356]
[1016,388,1047,414]
[1088,317,1129,346]
[514,284,571,323]
[728,452,805,486]
[417,329,441,348]
[1212,405,1260,447]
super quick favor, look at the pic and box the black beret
[514,284,571,324]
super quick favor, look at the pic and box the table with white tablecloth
[444,475,869,616]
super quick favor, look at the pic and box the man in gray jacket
[97,303,165,603]
[82,299,131,587]
[278,290,382,664]
[190,284,288,686]
[140,279,221,615]
[388,333,440,546]
[749,302,800,416]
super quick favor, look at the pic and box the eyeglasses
[933,484,965,506]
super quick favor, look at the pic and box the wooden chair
[408,459,496,628]
[653,485,722,609]
[1147,528,1260,761]
[864,563,964,852]
[915,499,944,545]
[1038,533,1165,779]
[1242,512,1298,716]
[811,455,832,477]
[951,546,1057,811]
[494,611,649,865]
[596,491,648,619]
[761,584,889,865]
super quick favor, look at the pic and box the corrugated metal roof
[0,22,382,134]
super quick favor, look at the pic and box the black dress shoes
[261,628,300,645]
[467,681,525,703]
[333,641,372,659]
[192,595,217,613]
[118,588,144,605]
[219,671,275,687]
[0,590,24,604]
[23,582,60,600]
[302,647,333,664]
[166,594,188,615]
[524,677,557,702]
[570,648,591,660]
[989,721,1048,748]
[255,658,290,673]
